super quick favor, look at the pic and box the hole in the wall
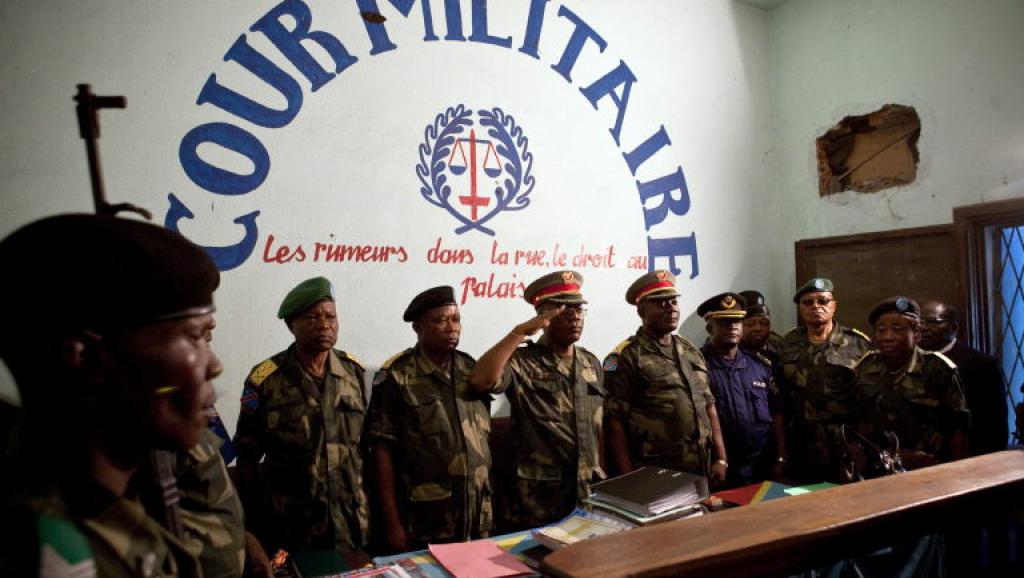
[816,104,921,196]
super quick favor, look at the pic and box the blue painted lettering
[179,122,270,196]
[165,194,261,271]
[580,60,635,145]
[550,5,606,82]
[647,234,699,279]
[196,35,304,128]
[469,0,512,48]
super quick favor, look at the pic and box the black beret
[697,292,747,320]
[868,296,921,325]
[404,286,457,321]
[739,290,765,307]
[793,277,834,303]
[0,214,219,357]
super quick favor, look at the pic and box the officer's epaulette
[608,337,635,357]
[379,349,411,371]
[854,349,879,367]
[338,350,365,370]
[752,351,772,367]
[848,327,872,342]
[247,358,279,387]
[927,350,957,369]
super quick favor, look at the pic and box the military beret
[625,270,679,305]
[523,270,587,306]
[0,213,219,357]
[697,292,747,320]
[868,296,921,325]
[403,285,457,321]
[793,277,834,303]
[739,290,771,318]
[278,276,334,320]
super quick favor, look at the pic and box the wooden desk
[542,450,1024,578]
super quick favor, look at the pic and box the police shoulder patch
[247,359,279,386]
[339,350,365,370]
[372,368,390,387]
[929,350,957,369]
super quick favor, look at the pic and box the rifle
[73,84,182,537]
[840,424,906,482]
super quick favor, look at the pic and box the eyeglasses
[799,297,834,308]
[544,305,587,318]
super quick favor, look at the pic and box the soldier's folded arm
[468,306,563,392]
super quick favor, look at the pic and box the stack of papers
[589,467,708,517]
[531,509,632,550]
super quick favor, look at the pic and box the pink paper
[429,540,534,578]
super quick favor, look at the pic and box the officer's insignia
[656,270,667,281]
[240,385,259,410]
[895,297,909,312]
[562,271,574,283]
[814,279,825,289]
[248,359,278,386]
[372,369,388,386]
[416,104,535,236]
[722,295,736,309]
[603,355,619,372]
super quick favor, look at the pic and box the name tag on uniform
[752,380,767,388]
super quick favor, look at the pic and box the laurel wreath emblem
[416,104,535,236]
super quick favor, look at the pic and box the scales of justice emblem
[416,104,535,236]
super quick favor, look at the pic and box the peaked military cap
[697,292,747,320]
[523,270,587,306]
[626,270,680,305]
[278,276,334,320]
[793,277,834,303]
[868,296,921,325]
[740,290,771,318]
[0,213,219,359]
[404,285,457,321]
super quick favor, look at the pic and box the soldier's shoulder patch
[848,327,872,343]
[247,359,279,386]
[239,384,260,410]
[338,350,365,370]
[372,368,390,386]
[928,350,957,369]
[602,354,619,372]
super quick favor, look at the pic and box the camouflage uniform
[604,331,715,477]
[364,347,492,546]
[777,323,871,482]
[176,428,246,578]
[494,338,605,528]
[234,346,369,554]
[855,347,970,464]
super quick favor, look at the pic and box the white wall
[0,1,774,431]
[767,0,1024,328]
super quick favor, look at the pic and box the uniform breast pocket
[335,391,366,439]
[751,385,772,422]
[401,390,450,437]
[521,371,566,421]
[267,400,314,450]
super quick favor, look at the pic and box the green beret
[868,296,921,325]
[278,277,334,320]
[0,213,219,365]
[625,270,679,305]
[523,271,587,306]
[404,286,456,321]
[793,277,834,303]
[697,292,747,320]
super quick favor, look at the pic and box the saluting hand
[513,306,564,340]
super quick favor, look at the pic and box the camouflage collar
[412,345,468,377]
[634,327,677,357]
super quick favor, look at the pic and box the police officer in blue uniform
[698,292,785,487]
